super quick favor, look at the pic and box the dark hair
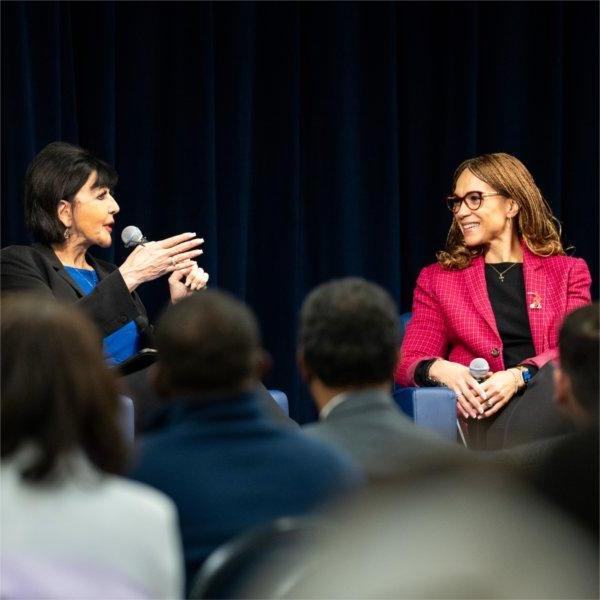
[24,141,118,244]
[1,294,128,482]
[558,303,599,415]
[299,278,401,387]
[155,290,262,394]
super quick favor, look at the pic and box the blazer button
[118,315,128,324]
[491,348,500,358]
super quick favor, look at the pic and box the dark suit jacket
[128,389,363,591]
[1,243,152,342]
[304,389,467,481]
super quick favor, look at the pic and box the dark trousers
[462,362,575,451]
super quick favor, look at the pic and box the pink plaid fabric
[395,244,592,386]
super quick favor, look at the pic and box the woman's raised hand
[119,232,204,291]
[428,359,488,419]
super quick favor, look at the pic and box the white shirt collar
[319,392,351,420]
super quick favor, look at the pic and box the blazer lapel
[464,255,499,338]
[522,243,547,353]
[33,243,86,297]
[86,254,112,281]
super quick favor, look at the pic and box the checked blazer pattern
[395,243,591,387]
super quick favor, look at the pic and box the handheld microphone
[121,225,147,248]
[469,358,490,382]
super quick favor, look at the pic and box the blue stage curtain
[2,1,597,422]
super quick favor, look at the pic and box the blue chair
[268,390,289,416]
[393,313,458,442]
[118,395,135,445]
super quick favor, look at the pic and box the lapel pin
[527,292,542,310]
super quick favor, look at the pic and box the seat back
[118,395,135,445]
[395,312,458,441]
[267,390,289,416]
[189,517,323,599]
[393,387,457,441]
[399,311,412,345]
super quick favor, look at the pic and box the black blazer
[1,243,153,344]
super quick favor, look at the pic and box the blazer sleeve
[522,258,592,370]
[395,267,448,387]
[1,247,147,338]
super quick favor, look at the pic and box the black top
[484,263,535,368]
[414,262,536,385]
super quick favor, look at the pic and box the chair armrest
[393,387,457,441]
[268,390,289,416]
[118,395,135,445]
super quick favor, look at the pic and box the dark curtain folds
[2,1,598,423]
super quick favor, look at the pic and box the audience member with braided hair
[396,153,591,450]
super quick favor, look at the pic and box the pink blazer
[395,244,592,387]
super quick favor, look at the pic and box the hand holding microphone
[469,357,490,382]
[428,358,489,419]
[118,227,205,293]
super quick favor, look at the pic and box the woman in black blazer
[1,142,208,365]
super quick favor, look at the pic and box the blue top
[63,266,139,365]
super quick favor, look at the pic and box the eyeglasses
[445,191,503,213]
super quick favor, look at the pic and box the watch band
[517,365,533,386]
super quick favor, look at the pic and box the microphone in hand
[469,358,490,382]
[121,225,147,248]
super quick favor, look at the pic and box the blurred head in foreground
[1,294,127,481]
[298,277,400,405]
[153,290,268,398]
[555,302,599,427]
[242,465,598,599]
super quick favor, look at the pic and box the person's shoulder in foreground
[131,386,363,494]
[1,450,183,599]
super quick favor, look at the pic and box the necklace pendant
[499,274,504,282]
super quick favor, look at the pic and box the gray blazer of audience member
[304,389,465,480]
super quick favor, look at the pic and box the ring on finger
[486,399,494,409]
[170,257,176,267]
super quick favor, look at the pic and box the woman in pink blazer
[395,153,591,448]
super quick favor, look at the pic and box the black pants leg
[464,362,575,450]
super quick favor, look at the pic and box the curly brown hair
[437,153,566,270]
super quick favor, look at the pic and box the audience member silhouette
[128,290,363,592]
[1,294,183,599]
[530,303,599,536]
[300,277,467,480]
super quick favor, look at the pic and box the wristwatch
[516,365,533,387]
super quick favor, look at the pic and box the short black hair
[24,141,118,244]
[299,277,401,387]
[155,290,262,394]
[559,303,599,415]
[1,294,128,482]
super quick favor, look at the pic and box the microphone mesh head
[469,358,490,377]
[121,226,143,247]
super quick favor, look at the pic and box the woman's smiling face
[452,169,513,248]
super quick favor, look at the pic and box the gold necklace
[488,262,519,283]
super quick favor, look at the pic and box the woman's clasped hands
[428,359,522,420]
[119,232,208,301]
